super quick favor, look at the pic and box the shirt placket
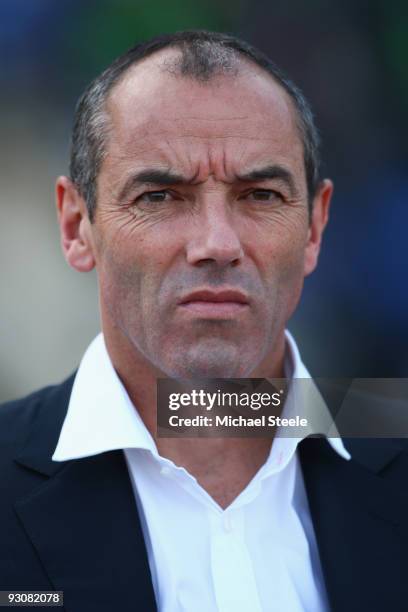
[208,508,263,612]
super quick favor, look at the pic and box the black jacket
[1,375,408,611]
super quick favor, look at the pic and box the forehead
[104,50,304,177]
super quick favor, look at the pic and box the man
[1,30,407,612]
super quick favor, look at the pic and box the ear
[56,176,96,272]
[304,179,333,276]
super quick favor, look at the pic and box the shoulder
[0,386,53,450]
[0,376,76,455]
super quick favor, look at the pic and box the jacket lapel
[299,437,408,612]
[14,377,157,612]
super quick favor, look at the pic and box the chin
[160,343,255,379]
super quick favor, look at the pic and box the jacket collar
[15,374,76,477]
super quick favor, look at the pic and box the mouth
[178,288,250,319]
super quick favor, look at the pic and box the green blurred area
[64,0,244,80]
[381,5,408,103]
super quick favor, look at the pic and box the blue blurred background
[1,0,407,401]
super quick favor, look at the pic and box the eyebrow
[117,164,299,202]
[237,165,298,197]
[118,169,187,201]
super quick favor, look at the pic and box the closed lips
[179,290,249,305]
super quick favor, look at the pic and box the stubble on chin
[158,337,258,379]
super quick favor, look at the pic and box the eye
[246,189,281,202]
[138,190,172,203]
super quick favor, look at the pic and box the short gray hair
[69,30,321,222]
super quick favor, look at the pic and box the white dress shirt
[53,332,350,612]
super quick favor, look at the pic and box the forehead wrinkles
[110,111,296,147]
[107,133,304,187]
[103,68,305,184]
[106,114,304,181]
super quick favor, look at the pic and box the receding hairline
[103,46,301,140]
[107,42,240,91]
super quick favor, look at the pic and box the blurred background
[1,0,407,402]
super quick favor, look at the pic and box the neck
[102,322,287,508]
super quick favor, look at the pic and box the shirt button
[222,514,234,533]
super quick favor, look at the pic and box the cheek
[98,248,143,324]
[96,226,176,323]
[251,221,308,323]
[254,221,308,286]
[94,227,144,311]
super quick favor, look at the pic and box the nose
[185,200,244,268]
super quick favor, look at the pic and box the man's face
[74,53,330,378]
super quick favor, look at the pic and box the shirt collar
[280,330,351,461]
[53,333,157,461]
[53,331,350,462]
